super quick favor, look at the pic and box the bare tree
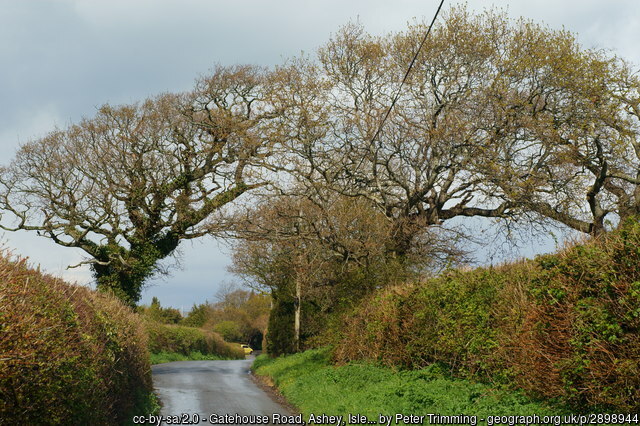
[270,11,523,258]
[478,27,640,235]
[230,193,381,352]
[0,65,281,305]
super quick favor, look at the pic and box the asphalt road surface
[152,356,292,424]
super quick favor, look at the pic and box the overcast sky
[1,0,638,310]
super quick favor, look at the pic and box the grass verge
[252,348,565,425]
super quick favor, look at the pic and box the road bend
[151,356,291,425]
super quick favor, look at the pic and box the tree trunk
[93,266,143,307]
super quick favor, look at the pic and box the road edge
[249,369,299,416]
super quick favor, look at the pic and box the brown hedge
[0,254,152,425]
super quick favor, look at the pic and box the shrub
[509,222,640,411]
[150,351,229,364]
[0,253,152,424]
[144,320,245,359]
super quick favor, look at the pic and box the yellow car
[240,344,253,355]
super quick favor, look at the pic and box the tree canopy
[269,7,640,251]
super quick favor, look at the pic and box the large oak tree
[270,7,640,254]
[0,65,281,305]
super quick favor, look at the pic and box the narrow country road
[151,356,291,424]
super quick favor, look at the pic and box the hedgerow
[0,253,153,424]
[334,219,640,412]
[144,320,245,359]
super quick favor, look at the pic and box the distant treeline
[139,289,270,350]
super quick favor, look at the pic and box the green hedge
[334,220,640,412]
[144,320,245,359]
[0,254,153,424]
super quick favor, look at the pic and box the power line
[369,0,445,145]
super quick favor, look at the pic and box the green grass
[253,348,565,425]
[150,350,236,364]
